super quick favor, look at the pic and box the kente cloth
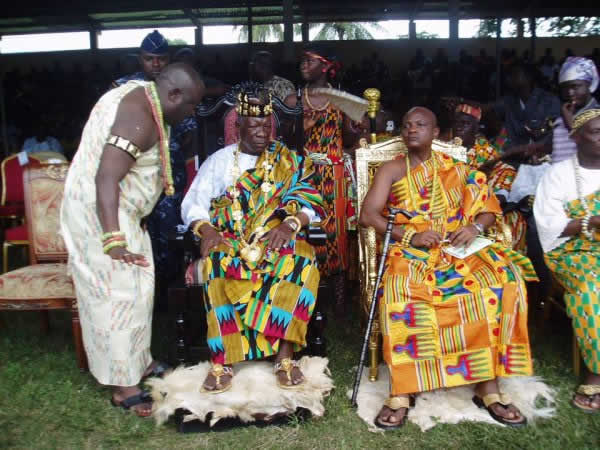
[146,115,197,284]
[60,81,166,386]
[536,159,600,373]
[380,151,536,396]
[304,104,348,276]
[193,141,326,365]
[467,136,526,252]
[559,56,599,93]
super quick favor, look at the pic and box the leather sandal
[572,384,600,414]
[375,396,411,430]
[111,390,153,417]
[141,361,171,382]
[200,364,233,394]
[274,358,305,389]
[473,393,527,427]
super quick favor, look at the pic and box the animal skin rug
[147,356,334,427]
[347,365,556,432]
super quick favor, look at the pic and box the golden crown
[235,92,273,117]
[571,108,600,135]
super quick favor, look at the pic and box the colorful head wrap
[559,57,599,93]
[303,46,342,79]
[140,30,169,55]
[456,103,482,121]
[570,108,600,135]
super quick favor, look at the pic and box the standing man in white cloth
[60,63,204,416]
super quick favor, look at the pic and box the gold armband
[107,134,142,159]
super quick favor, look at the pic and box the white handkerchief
[443,236,493,259]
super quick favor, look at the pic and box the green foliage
[2,309,600,448]
[544,17,600,37]
[313,22,384,41]
[234,24,284,43]
[167,38,188,46]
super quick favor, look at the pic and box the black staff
[351,206,402,406]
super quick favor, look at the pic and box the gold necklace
[230,144,276,263]
[304,82,332,111]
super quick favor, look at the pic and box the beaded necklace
[144,82,174,196]
[573,155,595,240]
[230,143,276,263]
[303,82,333,111]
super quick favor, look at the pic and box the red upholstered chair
[0,164,87,371]
[3,223,28,273]
[0,154,27,221]
[184,156,198,196]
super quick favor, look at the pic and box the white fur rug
[347,365,556,432]
[147,356,334,427]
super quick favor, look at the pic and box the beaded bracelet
[102,235,126,247]
[581,215,593,239]
[103,240,127,254]
[401,228,416,247]
[101,231,125,241]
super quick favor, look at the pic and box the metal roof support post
[529,16,536,62]
[195,25,203,48]
[302,21,309,43]
[495,17,502,100]
[247,5,253,56]
[409,19,416,40]
[0,71,7,158]
[283,0,294,62]
[448,0,459,61]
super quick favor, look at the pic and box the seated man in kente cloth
[534,109,600,413]
[360,107,536,429]
[452,103,527,252]
[181,87,326,392]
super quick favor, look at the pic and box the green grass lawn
[1,307,600,450]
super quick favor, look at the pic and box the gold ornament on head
[570,108,600,135]
[235,90,273,117]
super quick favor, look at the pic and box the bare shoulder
[111,87,158,152]
[377,157,407,183]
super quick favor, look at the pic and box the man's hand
[448,225,479,247]
[411,230,442,248]
[107,246,150,267]
[561,101,577,130]
[261,222,295,250]
[200,225,230,258]
[589,215,600,230]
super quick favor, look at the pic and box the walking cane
[351,207,402,407]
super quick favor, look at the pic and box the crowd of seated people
[2,29,600,422]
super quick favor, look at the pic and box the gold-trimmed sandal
[375,396,411,430]
[200,364,233,394]
[572,384,600,414]
[473,393,527,427]
[274,358,305,389]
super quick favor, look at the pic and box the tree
[313,22,384,40]
[234,24,283,42]
[167,38,188,46]
[543,17,600,37]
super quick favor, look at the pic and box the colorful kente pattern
[202,141,326,365]
[380,151,535,395]
[467,136,526,252]
[304,104,347,276]
[545,190,600,374]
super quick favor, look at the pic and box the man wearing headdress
[61,64,205,416]
[534,109,600,413]
[360,107,535,429]
[284,46,363,314]
[112,30,170,87]
[182,87,326,392]
[452,103,526,251]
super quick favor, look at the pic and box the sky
[0,19,576,54]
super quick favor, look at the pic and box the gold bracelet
[103,240,127,254]
[283,215,302,231]
[101,231,125,242]
[401,228,416,247]
[192,220,213,237]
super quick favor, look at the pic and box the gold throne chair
[355,90,469,380]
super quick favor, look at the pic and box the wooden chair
[0,164,87,371]
[355,135,469,381]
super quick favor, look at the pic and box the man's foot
[274,358,304,388]
[474,379,526,427]
[201,364,233,394]
[375,396,410,429]
[111,386,152,417]
[141,360,171,381]
[573,385,600,413]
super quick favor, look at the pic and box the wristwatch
[472,222,484,234]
